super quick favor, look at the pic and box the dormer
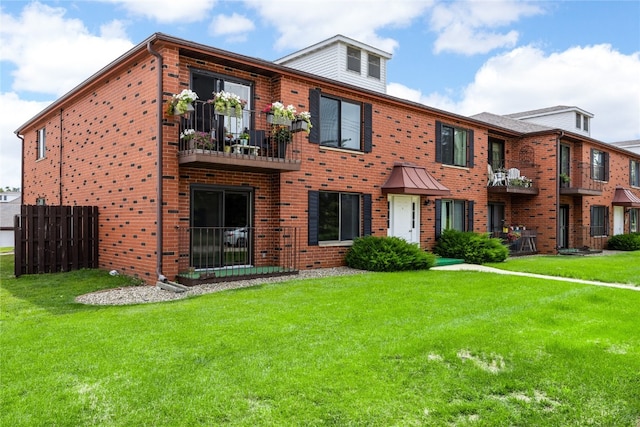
[274,34,392,93]
[505,106,594,137]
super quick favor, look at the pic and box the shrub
[433,229,509,264]
[607,232,640,251]
[345,236,436,272]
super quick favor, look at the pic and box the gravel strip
[75,267,367,306]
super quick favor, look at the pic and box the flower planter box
[291,119,309,133]
[266,113,292,126]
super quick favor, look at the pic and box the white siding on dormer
[517,111,591,137]
[277,38,389,93]
[279,44,341,81]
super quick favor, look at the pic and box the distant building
[0,191,21,203]
[608,139,640,155]
[0,193,21,247]
[505,106,593,138]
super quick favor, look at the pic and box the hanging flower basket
[209,91,246,118]
[291,119,308,133]
[167,89,198,117]
[266,113,292,127]
[263,102,296,127]
[291,112,312,133]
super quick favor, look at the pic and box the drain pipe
[147,41,166,283]
[15,133,25,198]
[59,109,63,205]
[556,130,565,253]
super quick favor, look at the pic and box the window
[347,46,361,73]
[591,149,608,181]
[576,112,590,131]
[319,96,361,150]
[630,209,638,233]
[436,121,474,167]
[488,138,504,170]
[308,191,372,245]
[590,205,608,237]
[37,128,46,159]
[435,199,474,238]
[308,89,372,153]
[368,54,380,79]
[191,71,252,136]
[631,160,640,187]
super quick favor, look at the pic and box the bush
[433,229,509,264]
[345,236,436,272]
[607,232,640,251]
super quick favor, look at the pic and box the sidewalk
[431,263,640,292]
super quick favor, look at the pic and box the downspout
[15,133,24,198]
[556,130,565,252]
[147,41,166,282]
[59,109,63,205]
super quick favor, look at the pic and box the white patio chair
[507,168,520,185]
[487,164,494,186]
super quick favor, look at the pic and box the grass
[487,251,640,285]
[1,253,640,426]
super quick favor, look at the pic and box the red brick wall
[22,49,161,282]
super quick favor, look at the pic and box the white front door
[388,195,420,245]
[613,206,624,235]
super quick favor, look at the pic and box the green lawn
[1,254,639,426]
[487,251,640,285]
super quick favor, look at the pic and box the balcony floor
[179,150,301,172]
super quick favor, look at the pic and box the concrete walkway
[431,263,640,292]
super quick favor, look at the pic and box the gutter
[147,40,166,283]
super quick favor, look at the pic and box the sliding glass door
[190,185,252,269]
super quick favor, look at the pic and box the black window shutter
[605,206,609,236]
[467,200,474,231]
[435,199,442,239]
[435,121,442,163]
[308,89,321,144]
[604,152,610,181]
[468,129,475,167]
[308,191,319,245]
[362,193,372,236]
[363,103,372,153]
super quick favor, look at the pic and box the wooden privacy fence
[14,205,99,277]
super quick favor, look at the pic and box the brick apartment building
[15,33,640,285]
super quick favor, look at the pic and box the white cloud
[244,0,432,53]
[430,0,544,55]
[0,93,53,189]
[209,13,255,41]
[0,2,134,97]
[101,0,216,24]
[389,44,640,142]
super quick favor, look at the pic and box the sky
[1,0,639,189]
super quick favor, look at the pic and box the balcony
[487,161,539,195]
[559,162,603,196]
[176,101,301,173]
[176,226,299,285]
[491,228,538,256]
